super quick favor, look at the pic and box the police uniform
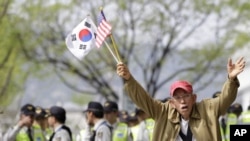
[92,119,111,141]
[224,104,241,141]
[76,123,92,141]
[111,122,132,141]
[212,91,226,141]
[33,106,47,141]
[44,108,53,140]
[240,105,250,124]
[3,103,35,141]
[126,112,140,141]
[48,106,72,141]
[135,108,154,141]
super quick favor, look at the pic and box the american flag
[95,10,112,48]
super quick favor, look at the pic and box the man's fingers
[228,58,232,66]
[236,57,244,64]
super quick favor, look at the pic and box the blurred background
[0,0,250,138]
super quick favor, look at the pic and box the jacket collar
[168,103,201,124]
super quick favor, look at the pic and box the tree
[0,0,29,108]
[3,0,250,107]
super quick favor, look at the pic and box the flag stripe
[95,10,112,48]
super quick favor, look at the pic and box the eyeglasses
[172,94,192,102]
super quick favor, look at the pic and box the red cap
[170,80,193,96]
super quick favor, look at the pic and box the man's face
[104,111,117,124]
[21,114,34,127]
[47,116,55,127]
[170,88,196,120]
[86,111,94,126]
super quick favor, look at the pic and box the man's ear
[169,99,176,108]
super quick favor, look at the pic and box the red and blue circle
[78,29,92,42]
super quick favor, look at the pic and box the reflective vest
[145,118,154,141]
[113,122,128,141]
[33,124,46,141]
[241,111,250,123]
[220,125,225,141]
[130,124,139,141]
[44,128,53,141]
[16,128,31,141]
[219,117,226,141]
[78,127,93,141]
[225,113,237,141]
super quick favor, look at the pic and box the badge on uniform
[97,132,103,138]
[55,137,61,141]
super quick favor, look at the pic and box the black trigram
[94,32,97,39]
[71,34,77,41]
[85,22,91,28]
[79,44,86,50]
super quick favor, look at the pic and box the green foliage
[0,8,28,106]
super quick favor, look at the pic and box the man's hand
[227,57,245,80]
[18,115,32,127]
[117,63,131,80]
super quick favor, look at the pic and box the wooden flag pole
[109,34,122,62]
[99,7,122,62]
[104,40,119,63]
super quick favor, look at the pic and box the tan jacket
[124,77,239,141]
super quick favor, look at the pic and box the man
[135,108,154,141]
[240,105,250,124]
[116,57,245,141]
[126,112,140,141]
[224,103,243,141]
[4,103,36,141]
[118,110,129,123]
[212,91,227,141]
[84,101,111,141]
[33,106,47,141]
[47,106,72,141]
[103,101,132,141]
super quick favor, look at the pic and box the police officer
[212,91,226,141]
[240,105,250,124]
[118,110,128,124]
[43,108,53,141]
[126,112,139,141]
[47,106,72,141]
[33,106,47,141]
[103,101,132,141]
[224,104,240,141]
[135,108,154,141]
[84,101,111,141]
[3,103,36,141]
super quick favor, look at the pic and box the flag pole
[104,41,119,63]
[99,7,122,62]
